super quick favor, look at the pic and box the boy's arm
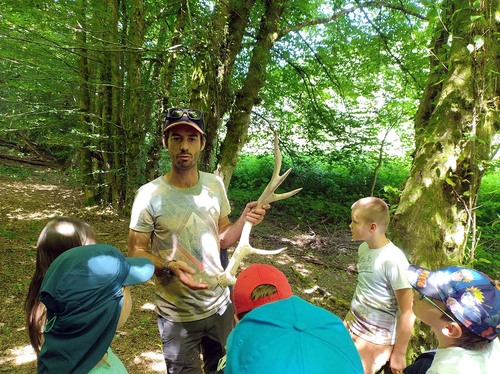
[390,288,415,373]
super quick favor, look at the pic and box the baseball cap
[225,295,364,373]
[38,244,154,374]
[233,264,293,315]
[407,265,500,341]
[164,107,204,134]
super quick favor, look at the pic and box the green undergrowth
[228,152,500,277]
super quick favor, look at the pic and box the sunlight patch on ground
[0,345,167,372]
[1,181,61,193]
[141,302,156,311]
[133,351,167,372]
[275,256,294,265]
[303,285,320,294]
[84,205,121,217]
[292,262,311,276]
[0,345,36,366]
[30,184,59,191]
[7,209,65,220]
[0,180,77,221]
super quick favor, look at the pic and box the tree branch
[279,1,426,38]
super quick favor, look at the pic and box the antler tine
[216,132,302,288]
[256,132,302,207]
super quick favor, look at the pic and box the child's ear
[441,321,462,339]
[369,223,377,232]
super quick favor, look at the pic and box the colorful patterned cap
[408,265,500,341]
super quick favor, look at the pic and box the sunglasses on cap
[418,292,460,324]
[166,107,203,120]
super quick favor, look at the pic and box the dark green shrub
[228,151,410,226]
[473,167,500,278]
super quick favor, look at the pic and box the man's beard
[173,152,197,170]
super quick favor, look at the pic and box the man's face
[165,125,205,171]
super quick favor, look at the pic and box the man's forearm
[128,230,168,274]
[219,215,246,249]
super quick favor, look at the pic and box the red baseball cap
[234,264,293,315]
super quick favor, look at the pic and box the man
[128,107,268,374]
[221,264,364,373]
[404,265,500,374]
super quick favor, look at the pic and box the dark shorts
[157,303,235,374]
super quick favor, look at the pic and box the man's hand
[244,201,270,225]
[168,260,209,290]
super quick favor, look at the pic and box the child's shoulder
[379,242,409,266]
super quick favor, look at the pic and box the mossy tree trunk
[194,0,256,173]
[216,0,288,188]
[123,0,145,209]
[392,0,500,267]
[76,0,97,206]
[392,2,500,359]
[144,0,189,183]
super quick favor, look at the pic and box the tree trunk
[217,0,288,188]
[108,0,124,208]
[76,0,97,206]
[143,0,190,184]
[392,0,500,267]
[197,0,256,173]
[124,0,145,209]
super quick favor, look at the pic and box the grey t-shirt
[345,241,410,345]
[129,172,231,322]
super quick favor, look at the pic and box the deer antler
[217,132,302,288]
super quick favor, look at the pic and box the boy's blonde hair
[236,284,278,319]
[251,284,278,300]
[351,197,390,231]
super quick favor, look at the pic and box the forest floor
[0,163,359,373]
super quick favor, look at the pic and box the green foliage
[472,168,500,278]
[473,237,500,279]
[0,164,33,180]
[230,153,500,280]
[0,0,432,208]
[0,0,84,162]
[0,227,16,240]
[228,151,410,225]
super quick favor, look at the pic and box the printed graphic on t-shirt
[358,253,374,273]
[178,213,209,268]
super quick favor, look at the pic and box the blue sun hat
[225,295,363,373]
[37,244,154,374]
[408,265,500,341]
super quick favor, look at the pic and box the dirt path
[0,166,357,373]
